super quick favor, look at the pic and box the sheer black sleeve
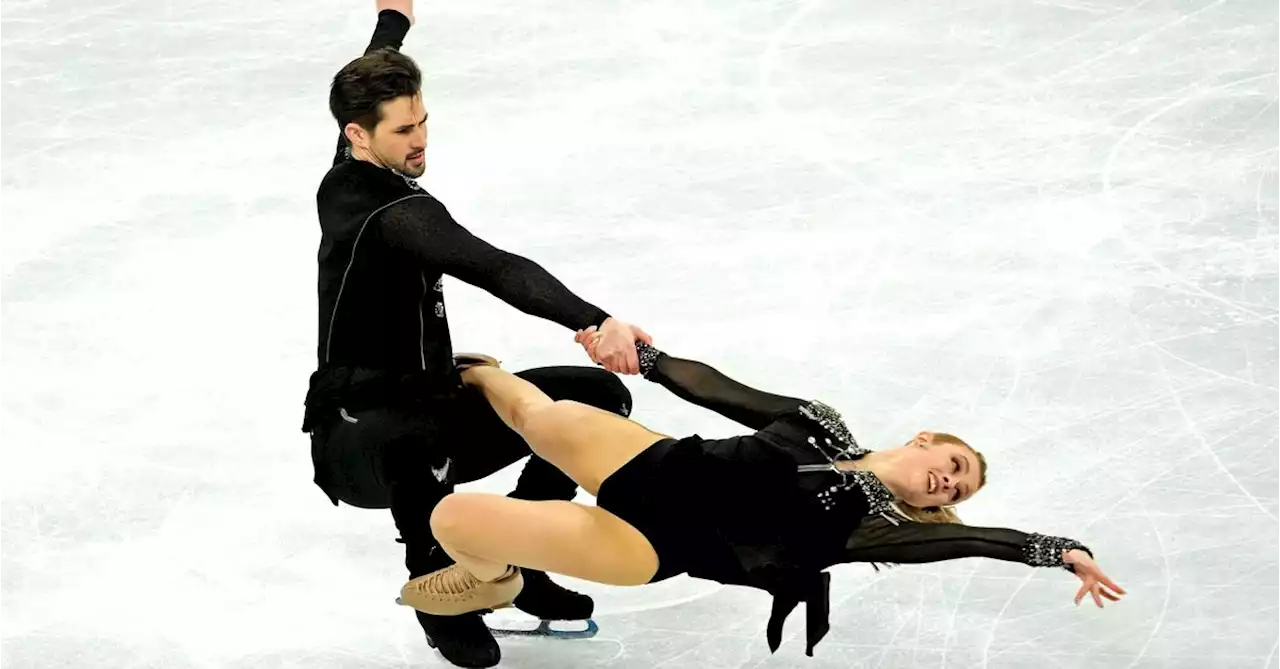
[381,196,611,331]
[333,10,414,165]
[635,342,806,430]
[842,515,1093,571]
[756,515,1094,657]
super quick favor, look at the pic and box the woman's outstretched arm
[631,342,808,430]
[841,515,1125,607]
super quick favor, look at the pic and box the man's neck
[349,145,389,170]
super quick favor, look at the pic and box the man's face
[350,94,427,177]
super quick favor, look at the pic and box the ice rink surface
[2,0,1277,667]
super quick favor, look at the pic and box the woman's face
[894,434,982,508]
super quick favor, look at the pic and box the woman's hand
[1064,549,1125,608]
[454,353,500,383]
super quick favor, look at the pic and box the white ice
[2,0,1277,667]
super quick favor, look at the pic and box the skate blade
[487,618,599,640]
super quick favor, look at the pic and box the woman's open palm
[1064,549,1125,608]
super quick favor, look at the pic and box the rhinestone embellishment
[815,469,894,515]
[636,341,661,377]
[1023,533,1091,570]
[793,401,891,515]
[798,401,860,454]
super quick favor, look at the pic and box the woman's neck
[837,449,907,500]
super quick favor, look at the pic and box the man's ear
[344,122,370,150]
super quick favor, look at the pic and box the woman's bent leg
[463,366,669,495]
[397,492,661,616]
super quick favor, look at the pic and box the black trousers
[309,365,632,578]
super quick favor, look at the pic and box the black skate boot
[513,569,594,620]
[416,610,502,668]
[406,541,502,668]
[486,568,599,639]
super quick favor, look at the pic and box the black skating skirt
[595,433,779,585]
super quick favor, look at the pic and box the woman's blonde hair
[890,432,987,525]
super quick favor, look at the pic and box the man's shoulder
[318,158,434,204]
[315,160,447,242]
[319,157,389,194]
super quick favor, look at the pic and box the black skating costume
[596,343,1092,656]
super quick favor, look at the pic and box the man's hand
[575,319,653,374]
[377,0,414,24]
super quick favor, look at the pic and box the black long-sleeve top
[633,343,1092,656]
[304,11,609,431]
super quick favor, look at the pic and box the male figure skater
[302,3,650,666]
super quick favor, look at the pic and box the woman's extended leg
[461,364,669,495]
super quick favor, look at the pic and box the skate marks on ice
[2,0,1276,667]
[478,576,742,667]
[493,576,726,650]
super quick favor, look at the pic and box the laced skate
[398,564,523,616]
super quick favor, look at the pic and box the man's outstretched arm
[380,197,649,373]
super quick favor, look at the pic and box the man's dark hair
[329,48,422,132]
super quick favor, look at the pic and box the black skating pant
[309,366,632,579]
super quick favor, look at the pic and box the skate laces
[418,564,481,600]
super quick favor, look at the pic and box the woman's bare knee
[429,493,479,544]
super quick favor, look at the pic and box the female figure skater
[396,343,1124,655]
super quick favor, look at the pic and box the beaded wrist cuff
[636,341,662,377]
[1024,533,1091,570]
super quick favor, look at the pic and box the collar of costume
[796,400,894,517]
